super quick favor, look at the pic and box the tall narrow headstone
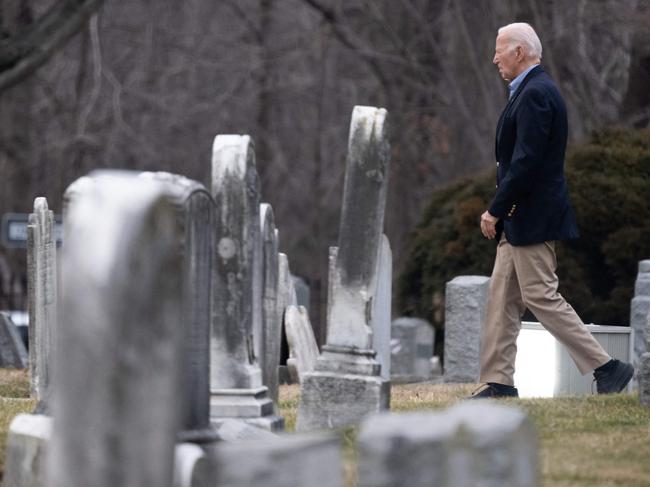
[50,172,184,487]
[372,235,392,380]
[140,172,216,442]
[210,135,283,431]
[285,305,320,383]
[639,315,650,407]
[27,197,57,411]
[444,275,490,383]
[631,260,650,371]
[297,106,391,430]
[0,312,28,368]
[259,203,281,405]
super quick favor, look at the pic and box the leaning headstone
[259,203,281,405]
[208,432,342,487]
[444,275,490,383]
[639,315,650,407]
[0,312,28,368]
[391,317,434,383]
[3,414,50,487]
[297,106,391,430]
[357,403,537,487]
[50,172,184,487]
[140,171,216,442]
[630,260,650,370]
[210,135,283,431]
[285,305,319,383]
[371,235,392,380]
[27,197,57,410]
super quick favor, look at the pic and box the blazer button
[496,161,500,167]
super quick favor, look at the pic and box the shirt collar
[508,63,540,98]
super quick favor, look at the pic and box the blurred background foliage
[397,128,650,353]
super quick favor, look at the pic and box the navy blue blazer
[489,65,579,246]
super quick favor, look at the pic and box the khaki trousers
[479,236,610,386]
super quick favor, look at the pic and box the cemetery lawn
[0,370,647,485]
[280,382,650,487]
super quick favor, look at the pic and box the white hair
[498,23,542,60]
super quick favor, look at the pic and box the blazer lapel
[495,65,544,156]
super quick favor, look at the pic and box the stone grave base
[296,371,390,431]
[210,387,284,432]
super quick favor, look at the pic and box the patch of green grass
[1,370,647,486]
[279,382,650,487]
[0,369,30,398]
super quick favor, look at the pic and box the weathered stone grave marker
[444,275,490,383]
[210,135,283,431]
[631,260,650,372]
[391,317,434,383]
[50,171,184,487]
[140,171,216,442]
[0,312,28,368]
[27,197,57,411]
[285,305,319,383]
[297,106,391,430]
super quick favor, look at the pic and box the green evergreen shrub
[397,128,650,351]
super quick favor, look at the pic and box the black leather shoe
[468,382,519,399]
[594,359,634,394]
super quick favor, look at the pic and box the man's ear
[516,45,524,61]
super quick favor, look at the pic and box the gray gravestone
[372,235,392,380]
[391,317,434,383]
[3,414,50,487]
[140,172,216,442]
[297,106,391,430]
[50,172,184,487]
[0,312,28,368]
[357,403,537,487]
[640,314,650,406]
[210,135,283,431]
[285,305,319,383]
[292,276,310,310]
[278,253,298,310]
[444,275,490,383]
[208,432,342,487]
[631,260,650,372]
[27,197,57,410]
[260,203,281,405]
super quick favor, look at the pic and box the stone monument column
[297,106,391,430]
[209,135,283,430]
[27,197,57,412]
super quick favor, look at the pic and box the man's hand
[480,211,499,239]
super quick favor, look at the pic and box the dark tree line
[1,0,648,339]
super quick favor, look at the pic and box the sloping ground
[0,370,648,486]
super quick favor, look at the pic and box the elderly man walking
[472,22,633,398]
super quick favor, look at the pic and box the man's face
[493,34,520,82]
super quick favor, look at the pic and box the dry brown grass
[0,371,647,486]
[279,382,650,487]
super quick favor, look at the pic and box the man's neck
[512,60,540,80]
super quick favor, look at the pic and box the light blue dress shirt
[508,63,540,99]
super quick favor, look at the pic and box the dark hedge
[397,128,650,352]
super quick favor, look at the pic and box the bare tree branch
[0,0,106,92]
